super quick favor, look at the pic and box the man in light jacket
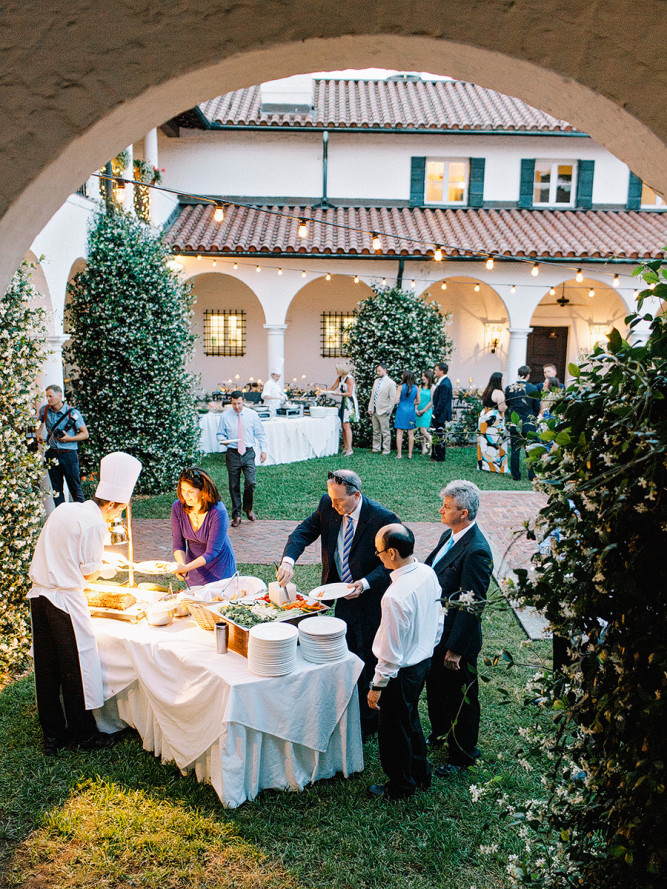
[367,363,397,455]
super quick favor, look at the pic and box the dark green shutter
[627,171,642,210]
[468,157,485,207]
[410,157,426,206]
[576,160,595,209]
[519,159,535,208]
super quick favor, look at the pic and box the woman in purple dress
[171,467,236,586]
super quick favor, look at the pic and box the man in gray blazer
[424,480,493,774]
[367,363,397,455]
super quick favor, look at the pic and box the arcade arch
[188,272,266,395]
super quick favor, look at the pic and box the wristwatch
[369,682,384,692]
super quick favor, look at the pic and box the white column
[144,129,158,168]
[38,334,69,391]
[263,324,287,383]
[122,144,134,213]
[507,328,533,382]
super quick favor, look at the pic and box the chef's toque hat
[95,452,142,503]
[270,359,284,376]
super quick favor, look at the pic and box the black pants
[432,425,447,462]
[45,447,85,506]
[336,592,380,735]
[30,596,98,743]
[378,658,432,797]
[509,423,535,481]
[225,447,256,517]
[426,636,480,766]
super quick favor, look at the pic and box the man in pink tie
[217,391,268,527]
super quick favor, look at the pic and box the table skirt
[96,680,363,808]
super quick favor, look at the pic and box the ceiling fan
[541,285,587,308]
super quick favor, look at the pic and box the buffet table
[199,412,341,465]
[92,616,364,808]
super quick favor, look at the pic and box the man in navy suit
[277,469,398,738]
[424,480,493,774]
[431,362,453,462]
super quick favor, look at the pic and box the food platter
[134,559,179,575]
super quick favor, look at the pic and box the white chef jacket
[29,500,107,709]
[261,377,286,415]
[371,560,443,688]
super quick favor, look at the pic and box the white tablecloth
[93,616,364,808]
[199,412,341,464]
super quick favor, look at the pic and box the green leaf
[568,362,580,377]
[607,327,623,353]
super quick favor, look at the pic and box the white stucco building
[25,73,666,396]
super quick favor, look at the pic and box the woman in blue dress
[171,467,236,587]
[393,370,419,459]
[415,369,435,456]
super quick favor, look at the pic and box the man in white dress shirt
[28,451,142,755]
[367,523,443,800]
[367,363,397,455]
[261,366,287,417]
[217,390,268,526]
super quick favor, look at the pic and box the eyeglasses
[327,471,360,491]
[374,547,390,556]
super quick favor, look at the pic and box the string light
[196,254,202,261]
[277,267,283,275]
[510,284,516,293]
[549,287,556,296]
[381,278,387,286]
[233,262,238,270]
[440,282,447,290]
[213,205,225,223]
[485,257,494,270]
[474,283,480,292]
[613,274,619,287]
[372,232,381,252]
[649,282,656,290]
[256,265,261,272]
[325,273,331,281]
[301,270,307,278]
[212,259,217,267]
[531,263,540,276]
[588,288,595,298]
[576,269,583,282]
[298,218,308,238]
[633,289,639,298]
[434,247,443,262]
[411,279,416,289]
[354,275,360,283]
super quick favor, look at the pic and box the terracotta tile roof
[199,79,576,132]
[165,204,667,261]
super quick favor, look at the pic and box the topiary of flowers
[494,260,667,888]
[0,263,46,676]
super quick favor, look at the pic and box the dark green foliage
[506,261,667,887]
[65,212,201,494]
[346,284,452,447]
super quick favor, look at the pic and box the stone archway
[1,1,666,292]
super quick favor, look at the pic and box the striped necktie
[340,515,355,583]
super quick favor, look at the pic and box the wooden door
[526,326,569,383]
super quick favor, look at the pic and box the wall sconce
[485,323,504,354]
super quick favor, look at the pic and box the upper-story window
[533,161,577,207]
[204,310,246,356]
[641,184,665,208]
[425,159,469,205]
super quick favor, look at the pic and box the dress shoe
[245,510,257,522]
[43,736,67,757]
[435,762,469,778]
[367,783,415,801]
[231,515,241,528]
[77,731,120,751]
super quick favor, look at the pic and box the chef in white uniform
[28,451,142,755]
[261,363,287,417]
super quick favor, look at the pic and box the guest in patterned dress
[477,372,510,474]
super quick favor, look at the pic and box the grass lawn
[0,568,552,888]
[132,446,534,521]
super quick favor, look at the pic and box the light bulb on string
[233,262,238,270]
[326,273,331,281]
[277,268,283,275]
[613,274,620,288]
[212,259,217,267]
[381,278,387,286]
[256,265,261,273]
[354,275,360,284]
[298,218,308,239]
[531,263,540,276]
[411,280,416,289]
[474,283,480,292]
[549,287,556,296]
[440,282,447,290]
[213,205,225,223]
[301,270,307,278]
[434,247,443,262]
[576,269,583,282]
[372,232,381,252]
[588,288,595,298]
[196,254,202,261]
[649,282,657,290]
[510,284,516,293]
[485,257,494,270]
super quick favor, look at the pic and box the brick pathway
[131,490,547,577]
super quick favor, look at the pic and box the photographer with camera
[37,384,89,506]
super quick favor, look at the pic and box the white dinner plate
[134,560,179,574]
[308,582,354,600]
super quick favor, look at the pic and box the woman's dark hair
[401,370,417,390]
[177,467,221,512]
[481,371,504,404]
[545,376,561,391]
[421,368,434,386]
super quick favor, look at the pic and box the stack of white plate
[298,616,348,663]
[247,621,298,677]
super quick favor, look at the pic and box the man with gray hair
[278,468,398,739]
[424,480,493,775]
